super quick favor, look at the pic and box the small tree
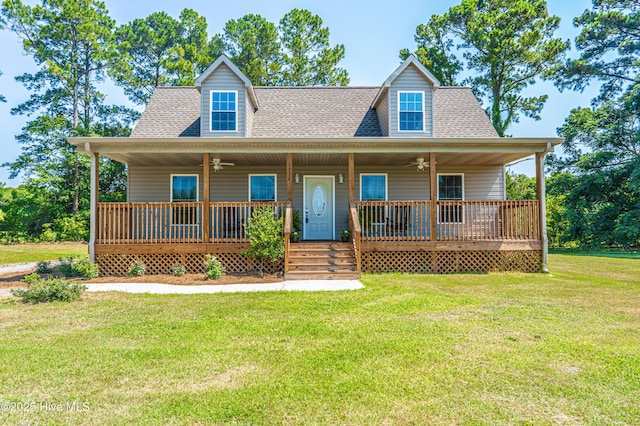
[243,207,284,276]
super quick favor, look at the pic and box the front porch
[70,136,559,277]
[93,198,542,276]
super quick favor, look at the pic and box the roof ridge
[438,86,472,89]
[254,86,380,89]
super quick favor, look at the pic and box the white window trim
[360,173,388,225]
[170,174,199,202]
[397,90,425,132]
[248,174,278,202]
[359,173,388,201]
[170,174,199,227]
[436,173,465,224]
[210,90,238,133]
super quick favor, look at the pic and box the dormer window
[398,91,424,131]
[211,91,237,131]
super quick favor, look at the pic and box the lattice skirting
[361,250,542,273]
[96,253,283,276]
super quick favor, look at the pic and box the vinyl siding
[376,91,389,136]
[127,164,504,238]
[388,64,434,137]
[129,166,204,202]
[200,63,246,137]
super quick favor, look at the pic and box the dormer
[372,55,441,137]
[194,55,259,137]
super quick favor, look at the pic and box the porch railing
[355,200,539,242]
[97,200,538,244]
[96,201,286,244]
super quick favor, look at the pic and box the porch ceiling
[70,136,563,167]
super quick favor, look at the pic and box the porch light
[294,173,300,184]
[338,173,344,184]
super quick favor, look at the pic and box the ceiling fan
[404,157,428,171]
[211,158,235,172]
[199,157,235,171]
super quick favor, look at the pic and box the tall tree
[549,0,640,247]
[111,8,222,105]
[403,0,568,136]
[222,14,281,86]
[2,0,136,224]
[556,0,640,98]
[399,16,463,86]
[278,9,349,86]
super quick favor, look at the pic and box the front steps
[286,241,360,280]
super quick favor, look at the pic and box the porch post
[348,153,354,203]
[429,152,437,241]
[203,153,210,243]
[87,145,99,262]
[286,153,293,203]
[536,152,549,272]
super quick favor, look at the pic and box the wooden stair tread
[286,241,360,280]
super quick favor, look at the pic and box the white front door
[303,176,335,240]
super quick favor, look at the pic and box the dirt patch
[0,267,282,288]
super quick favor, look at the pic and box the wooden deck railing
[97,200,538,244]
[209,201,286,243]
[355,201,431,241]
[355,200,539,242]
[97,201,286,244]
[283,203,292,274]
[349,201,362,272]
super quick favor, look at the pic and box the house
[68,55,562,279]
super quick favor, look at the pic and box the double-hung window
[438,174,464,223]
[249,175,277,202]
[398,91,424,131]
[360,174,387,225]
[211,91,237,131]
[171,174,199,225]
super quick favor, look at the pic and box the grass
[0,242,88,265]
[0,253,639,424]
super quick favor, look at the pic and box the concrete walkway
[0,261,47,275]
[86,280,363,294]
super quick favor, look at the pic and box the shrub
[58,257,77,277]
[11,273,87,304]
[243,207,284,276]
[72,257,100,279]
[204,254,225,280]
[58,256,99,279]
[54,212,89,241]
[171,264,186,277]
[35,260,54,275]
[127,260,146,276]
[39,224,58,242]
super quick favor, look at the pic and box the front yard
[0,252,638,424]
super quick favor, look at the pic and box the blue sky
[0,0,598,185]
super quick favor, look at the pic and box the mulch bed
[0,267,282,289]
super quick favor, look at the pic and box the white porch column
[86,143,99,262]
[536,151,548,272]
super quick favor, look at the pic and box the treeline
[0,0,638,249]
[0,1,348,242]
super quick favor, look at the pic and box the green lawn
[0,242,88,265]
[0,253,638,425]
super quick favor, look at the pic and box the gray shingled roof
[252,87,381,137]
[131,87,200,138]
[433,87,498,137]
[131,85,498,138]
